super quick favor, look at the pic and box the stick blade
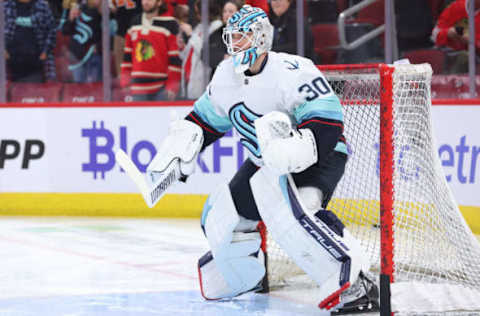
[147,159,181,207]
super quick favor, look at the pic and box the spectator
[61,0,103,83]
[121,0,182,101]
[432,0,480,50]
[269,0,318,63]
[5,0,57,82]
[179,0,222,99]
[207,0,243,78]
[111,0,142,78]
[245,0,268,14]
[58,0,77,30]
[432,0,480,73]
[175,0,192,51]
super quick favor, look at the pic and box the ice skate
[332,272,379,315]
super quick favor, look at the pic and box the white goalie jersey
[192,51,347,165]
[194,50,376,310]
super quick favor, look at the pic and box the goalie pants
[229,151,348,221]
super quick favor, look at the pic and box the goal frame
[263,62,480,314]
[317,63,395,314]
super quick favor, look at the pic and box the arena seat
[311,23,340,64]
[112,86,133,102]
[403,48,447,74]
[426,0,445,21]
[431,74,480,98]
[63,82,104,103]
[431,75,455,98]
[354,0,384,26]
[336,0,348,12]
[9,82,62,103]
[308,0,338,24]
[55,56,72,83]
[54,31,70,58]
[336,22,384,64]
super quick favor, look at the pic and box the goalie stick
[115,149,181,208]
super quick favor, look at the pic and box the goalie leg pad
[250,168,370,310]
[199,184,266,300]
[198,240,265,300]
[315,210,345,237]
[298,187,345,237]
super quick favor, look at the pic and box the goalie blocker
[115,119,204,208]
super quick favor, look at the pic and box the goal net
[263,63,480,314]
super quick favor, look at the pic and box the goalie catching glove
[255,111,318,175]
[147,119,203,183]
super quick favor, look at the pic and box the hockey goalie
[122,5,380,313]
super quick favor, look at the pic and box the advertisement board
[431,105,480,207]
[0,106,244,194]
[0,102,479,226]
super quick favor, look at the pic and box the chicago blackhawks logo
[135,40,155,62]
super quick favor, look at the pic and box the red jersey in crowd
[432,0,480,50]
[121,14,181,96]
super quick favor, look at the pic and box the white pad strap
[250,168,370,308]
[147,119,203,182]
[298,186,324,213]
[199,184,265,299]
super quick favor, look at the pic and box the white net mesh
[264,64,480,310]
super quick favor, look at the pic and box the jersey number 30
[298,77,331,101]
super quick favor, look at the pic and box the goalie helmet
[222,5,274,74]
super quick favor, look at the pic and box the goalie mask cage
[262,63,480,314]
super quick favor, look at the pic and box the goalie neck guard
[222,5,273,74]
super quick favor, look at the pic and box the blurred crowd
[3,0,480,101]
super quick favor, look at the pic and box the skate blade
[331,300,379,315]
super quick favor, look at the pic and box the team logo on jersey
[229,103,262,158]
[135,40,155,62]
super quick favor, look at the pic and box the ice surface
[0,217,330,316]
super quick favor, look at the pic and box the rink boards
[0,101,479,233]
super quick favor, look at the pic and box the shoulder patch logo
[284,60,299,70]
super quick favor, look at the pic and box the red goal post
[262,63,480,314]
